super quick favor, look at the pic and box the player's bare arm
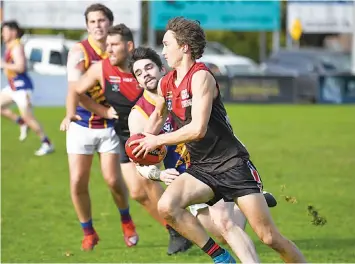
[65,45,110,119]
[128,108,148,136]
[130,70,217,158]
[74,62,116,119]
[129,108,161,180]
[2,44,26,73]
[61,45,103,131]
[129,107,179,183]
[65,44,87,120]
[65,61,101,120]
[144,80,169,135]
[157,70,216,145]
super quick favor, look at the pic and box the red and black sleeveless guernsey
[75,38,113,129]
[160,62,249,173]
[102,58,143,137]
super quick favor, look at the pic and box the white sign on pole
[3,0,141,31]
[287,1,353,33]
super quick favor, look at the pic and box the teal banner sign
[150,1,281,31]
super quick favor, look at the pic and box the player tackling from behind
[130,17,307,263]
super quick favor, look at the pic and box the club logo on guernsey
[167,99,172,111]
[112,84,120,92]
[179,88,191,108]
[181,99,192,108]
[163,117,173,133]
[166,91,173,111]
[109,76,121,92]
[180,89,189,100]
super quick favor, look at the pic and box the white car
[198,54,262,77]
[22,35,76,75]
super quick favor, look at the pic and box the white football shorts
[66,122,120,154]
[1,85,32,110]
[189,203,209,217]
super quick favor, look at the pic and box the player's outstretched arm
[155,70,216,146]
[144,80,168,135]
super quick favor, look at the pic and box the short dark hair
[84,3,114,24]
[129,47,163,77]
[166,17,206,60]
[108,24,134,42]
[2,20,24,38]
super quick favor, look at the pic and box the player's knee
[21,114,38,129]
[19,108,32,119]
[125,178,149,203]
[105,176,119,189]
[70,175,89,193]
[258,229,282,249]
[130,188,149,204]
[213,215,235,234]
[157,196,176,220]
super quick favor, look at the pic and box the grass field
[1,105,355,263]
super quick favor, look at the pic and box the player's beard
[145,78,158,92]
[110,53,128,67]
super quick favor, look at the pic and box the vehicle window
[320,54,351,72]
[277,57,315,73]
[49,49,68,66]
[29,48,43,63]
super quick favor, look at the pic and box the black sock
[202,237,224,259]
[41,136,51,145]
[15,117,25,125]
[166,225,180,236]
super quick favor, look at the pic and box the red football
[125,133,167,166]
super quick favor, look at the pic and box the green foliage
[25,28,85,40]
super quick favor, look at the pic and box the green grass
[1,105,355,263]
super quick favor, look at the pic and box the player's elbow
[191,124,207,140]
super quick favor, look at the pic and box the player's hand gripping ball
[125,133,167,165]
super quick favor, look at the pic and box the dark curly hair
[129,47,163,77]
[166,17,206,60]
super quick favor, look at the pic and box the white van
[22,35,76,75]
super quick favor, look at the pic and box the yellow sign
[290,19,303,41]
